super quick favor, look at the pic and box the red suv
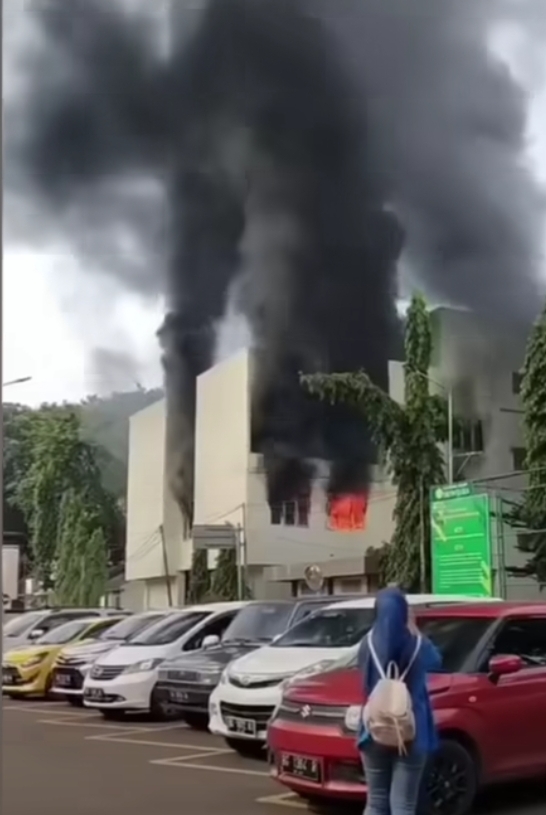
[267,603,546,815]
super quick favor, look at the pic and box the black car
[154,597,349,729]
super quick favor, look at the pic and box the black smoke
[6,0,544,522]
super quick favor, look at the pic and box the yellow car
[2,615,125,698]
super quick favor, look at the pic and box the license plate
[85,687,105,701]
[170,689,189,703]
[2,670,14,685]
[226,716,257,736]
[54,673,72,687]
[281,753,322,783]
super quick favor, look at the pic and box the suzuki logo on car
[240,675,251,686]
[301,705,312,719]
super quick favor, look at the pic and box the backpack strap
[400,635,422,680]
[366,632,386,679]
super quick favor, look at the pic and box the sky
[3,4,546,408]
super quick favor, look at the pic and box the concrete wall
[125,400,190,586]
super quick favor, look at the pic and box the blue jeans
[361,744,427,815]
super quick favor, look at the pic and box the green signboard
[431,489,493,597]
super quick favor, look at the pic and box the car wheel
[100,709,126,721]
[423,739,478,815]
[183,712,209,731]
[149,688,180,721]
[225,738,267,760]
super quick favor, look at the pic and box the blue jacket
[357,632,442,755]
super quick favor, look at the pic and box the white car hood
[94,643,172,667]
[62,641,117,659]
[230,645,350,678]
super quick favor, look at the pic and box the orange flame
[327,493,368,531]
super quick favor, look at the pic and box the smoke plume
[5,0,544,521]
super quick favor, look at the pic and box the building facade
[123,308,539,606]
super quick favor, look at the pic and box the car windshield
[419,616,492,673]
[341,615,493,674]
[223,603,294,644]
[3,611,45,637]
[272,607,375,648]
[128,612,210,646]
[37,619,92,645]
[99,614,166,642]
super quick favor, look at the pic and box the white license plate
[2,670,14,685]
[55,674,72,687]
[226,716,257,736]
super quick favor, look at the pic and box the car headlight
[282,660,335,689]
[344,705,362,732]
[20,653,48,669]
[123,659,164,674]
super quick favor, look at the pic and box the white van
[83,602,248,719]
[209,594,501,755]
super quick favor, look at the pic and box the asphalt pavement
[2,700,545,815]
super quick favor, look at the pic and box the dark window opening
[284,501,296,526]
[512,372,524,395]
[270,499,310,527]
[512,447,527,471]
[297,495,310,526]
[454,419,484,453]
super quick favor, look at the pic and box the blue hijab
[360,588,418,695]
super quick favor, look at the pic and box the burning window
[327,493,368,531]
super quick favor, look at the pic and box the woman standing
[357,588,442,815]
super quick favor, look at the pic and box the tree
[302,293,447,590]
[80,528,109,607]
[188,549,211,603]
[516,303,546,584]
[210,549,240,600]
[208,548,252,600]
[10,408,122,592]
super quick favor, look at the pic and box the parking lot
[3,701,546,815]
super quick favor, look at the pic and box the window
[270,499,310,527]
[290,600,331,625]
[183,612,236,651]
[3,611,46,637]
[128,612,210,646]
[100,613,167,642]
[512,447,527,471]
[454,419,484,453]
[86,618,122,640]
[419,617,492,673]
[223,603,294,643]
[512,372,524,395]
[37,619,94,645]
[271,607,375,649]
[37,611,97,635]
[487,617,546,668]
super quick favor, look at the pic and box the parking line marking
[37,718,154,732]
[158,760,270,777]
[87,733,228,751]
[150,749,232,764]
[256,793,307,809]
[4,705,96,717]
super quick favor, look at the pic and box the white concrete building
[123,307,539,606]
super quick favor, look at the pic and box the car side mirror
[488,654,523,678]
[202,634,220,649]
[28,628,45,640]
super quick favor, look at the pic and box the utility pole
[159,525,173,607]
